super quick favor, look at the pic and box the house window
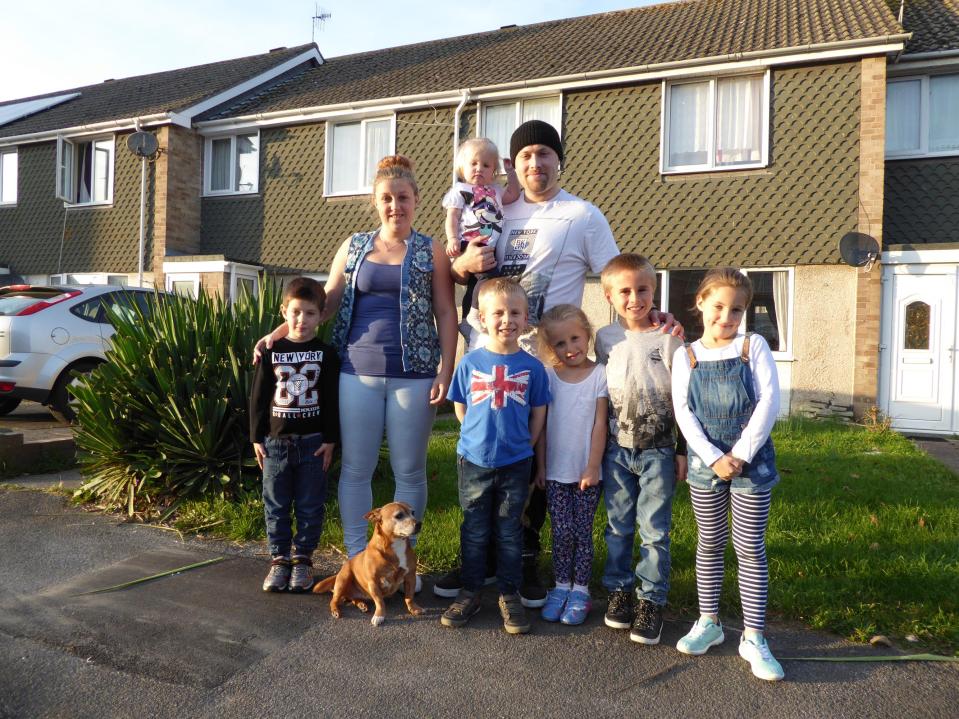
[325,117,394,195]
[887,73,959,158]
[166,273,200,299]
[481,96,562,167]
[662,72,769,173]
[0,149,16,205]
[56,136,114,204]
[663,267,791,353]
[204,133,259,195]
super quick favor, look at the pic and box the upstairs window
[887,73,959,158]
[324,117,394,196]
[481,96,562,167]
[204,132,259,195]
[662,72,769,173]
[56,136,114,204]
[0,149,16,205]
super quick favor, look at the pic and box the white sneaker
[739,635,785,681]
[676,616,724,655]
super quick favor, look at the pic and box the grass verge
[159,417,958,653]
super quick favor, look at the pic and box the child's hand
[503,158,516,175]
[445,238,461,258]
[674,454,688,484]
[711,453,742,481]
[578,466,600,491]
[534,466,546,490]
[314,442,335,471]
[253,442,267,471]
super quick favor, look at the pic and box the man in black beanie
[441,119,620,607]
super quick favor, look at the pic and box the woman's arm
[320,237,352,324]
[430,239,458,405]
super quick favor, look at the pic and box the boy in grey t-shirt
[595,254,686,646]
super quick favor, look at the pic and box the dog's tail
[312,575,336,594]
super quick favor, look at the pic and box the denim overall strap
[330,230,441,374]
[685,334,778,493]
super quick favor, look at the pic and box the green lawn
[173,416,959,654]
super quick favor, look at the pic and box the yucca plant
[72,280,286,516]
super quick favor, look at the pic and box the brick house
[2,0,958,430]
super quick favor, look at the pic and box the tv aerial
[838,232,880,272]
[312,4,331,43]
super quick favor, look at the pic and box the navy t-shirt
[447,347,550,468]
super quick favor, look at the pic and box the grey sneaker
[499,593,531,634]
[441,590,482,627]
[288,555,314,593]
[262,556,291,592]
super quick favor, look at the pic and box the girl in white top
[534,304,608,626]
[671,268,784,681]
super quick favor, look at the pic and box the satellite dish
[838,232,880,268]
[127,131,159,158]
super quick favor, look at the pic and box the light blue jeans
[338,372,436,557]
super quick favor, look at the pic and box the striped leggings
[688,485,771,631]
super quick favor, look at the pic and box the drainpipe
[451,90,470,185]
[134,118,147,288]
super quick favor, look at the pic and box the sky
[0,0,671,103]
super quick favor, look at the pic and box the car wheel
[0,397,21,415]
[49,361,99,424]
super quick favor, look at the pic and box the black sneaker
[433,567,496,598]
[630,599,664,645]
[519,555,547,608]
[440,590,482,627]
[498,593,531,634]
[604,589,634,629]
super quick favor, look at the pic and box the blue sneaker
[540,587,570,622]
[559,590,592,625]
[739,635,785,681]
[676,616,725,655]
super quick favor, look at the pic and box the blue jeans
[458,456,531,595]
[261,434,329,557]
[601,443,676,604]
[338,373,436,557]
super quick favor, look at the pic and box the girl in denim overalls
[671,268,784,681]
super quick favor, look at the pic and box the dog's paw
[370,615,385,627]
[356,601,369,613]
[330,610,341,619]
[407,602,424,616]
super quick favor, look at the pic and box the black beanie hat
[509,120,564,164]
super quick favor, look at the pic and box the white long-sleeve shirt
[671,334,779,466]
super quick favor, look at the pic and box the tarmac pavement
[0,487,956,719]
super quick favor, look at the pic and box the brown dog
[312,501,423,626]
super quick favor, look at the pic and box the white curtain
[930,74,959,152]
[93,144,109,202]
[330,122,360,194]
[210,138,231,192]
[364,119,391,187]
[523,97,561,133]
[668,81,708,167]
[0,152,16,204]
[886,80,921,153]
[483,103,515,166]
[772,270,789,352]
[235,134,258,192]
[716,75,762,165]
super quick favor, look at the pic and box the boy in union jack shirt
[442,278,550,635]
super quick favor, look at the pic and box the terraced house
[1,0,958,432]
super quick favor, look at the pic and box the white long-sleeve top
[671,334,779,466]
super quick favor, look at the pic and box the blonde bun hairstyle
[374,154,419,197]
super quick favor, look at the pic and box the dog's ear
[364,508,381,524]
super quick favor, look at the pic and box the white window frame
[203,131,260,196]
[886,73,959,159]
[165,273,201,299]
[0,148,17,206]
[55,134,115,206]
[659,265,793,359]
[229,267,259,302]
[323,115,396,197]
[660,70,770,175]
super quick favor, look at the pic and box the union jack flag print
[470,365,529,409]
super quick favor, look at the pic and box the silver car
[0,284,156,422]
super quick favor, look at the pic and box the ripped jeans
[457,455,532,595]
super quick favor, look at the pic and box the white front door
[883,269,957,432]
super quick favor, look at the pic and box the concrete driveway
[0,488,955,719]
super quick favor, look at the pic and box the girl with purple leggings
[534,304,609,625]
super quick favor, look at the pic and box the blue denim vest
[331,230,441,375]
[685,334,779,494]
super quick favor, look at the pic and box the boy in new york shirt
[250,277,339,594]
[441,278,550,635]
